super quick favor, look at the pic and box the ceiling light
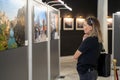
[64,4,72,11]
[47,0,64,4]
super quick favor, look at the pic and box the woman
[73,16,103,80]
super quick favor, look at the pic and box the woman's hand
[73,50,82,60]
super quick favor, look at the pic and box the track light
[58,0,64,4]
[47,0,64,5]
[64,4,72,11]
[47,0,72,11]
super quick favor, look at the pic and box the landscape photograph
[0,0,26,51]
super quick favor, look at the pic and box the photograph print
[0,0,26,51]
[63,18,74,30]
[76,18,85,30]
[107,17,113,29]
[33,4,47,43]
[49,9,59,40]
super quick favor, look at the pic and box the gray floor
[58,56,120,80]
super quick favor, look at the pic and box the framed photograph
[0,0,26,51]
[76,18,85,30]
[63,18,74,30]
[107,17,113,30]
[33,3,48,43]
[49,7,59,40]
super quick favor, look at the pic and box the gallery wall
[59,0,97,56]
[59,0,118,56]
[60,17,112,56]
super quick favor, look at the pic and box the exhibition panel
[0,0,60,80]
[32,1,48,80]
[0,47,28,80]
[0,0,28,80]
[32,42,48,80]
[48,5,60,80]
[113,13,120,66]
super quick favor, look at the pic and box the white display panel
[113,13,120,66]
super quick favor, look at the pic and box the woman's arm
[73,50,82,60]
[73,34,88,60]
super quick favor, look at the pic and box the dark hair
[86,16,94,26]
[85,16,103,42]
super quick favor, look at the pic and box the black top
[77,36,101,74]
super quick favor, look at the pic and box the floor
[57,56,120,80]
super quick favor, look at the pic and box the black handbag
[97,53,111,77]
[97,43,111,77]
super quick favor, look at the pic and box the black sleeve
[78,37,94,53]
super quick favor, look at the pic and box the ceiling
[60,0,97,17]
[43,0,120,17]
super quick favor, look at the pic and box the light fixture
[64,4,72,11]
[58,0,64,4]
[107,18,112,24]
[59,7,69,10]
[47,0,72,11]
[51,4,64,7]
[47,0,64,5]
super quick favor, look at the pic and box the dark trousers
[78,69,98,80]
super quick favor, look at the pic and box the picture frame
[107,17,113,30]
[76,18,85,30]
[63,18,74,30]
